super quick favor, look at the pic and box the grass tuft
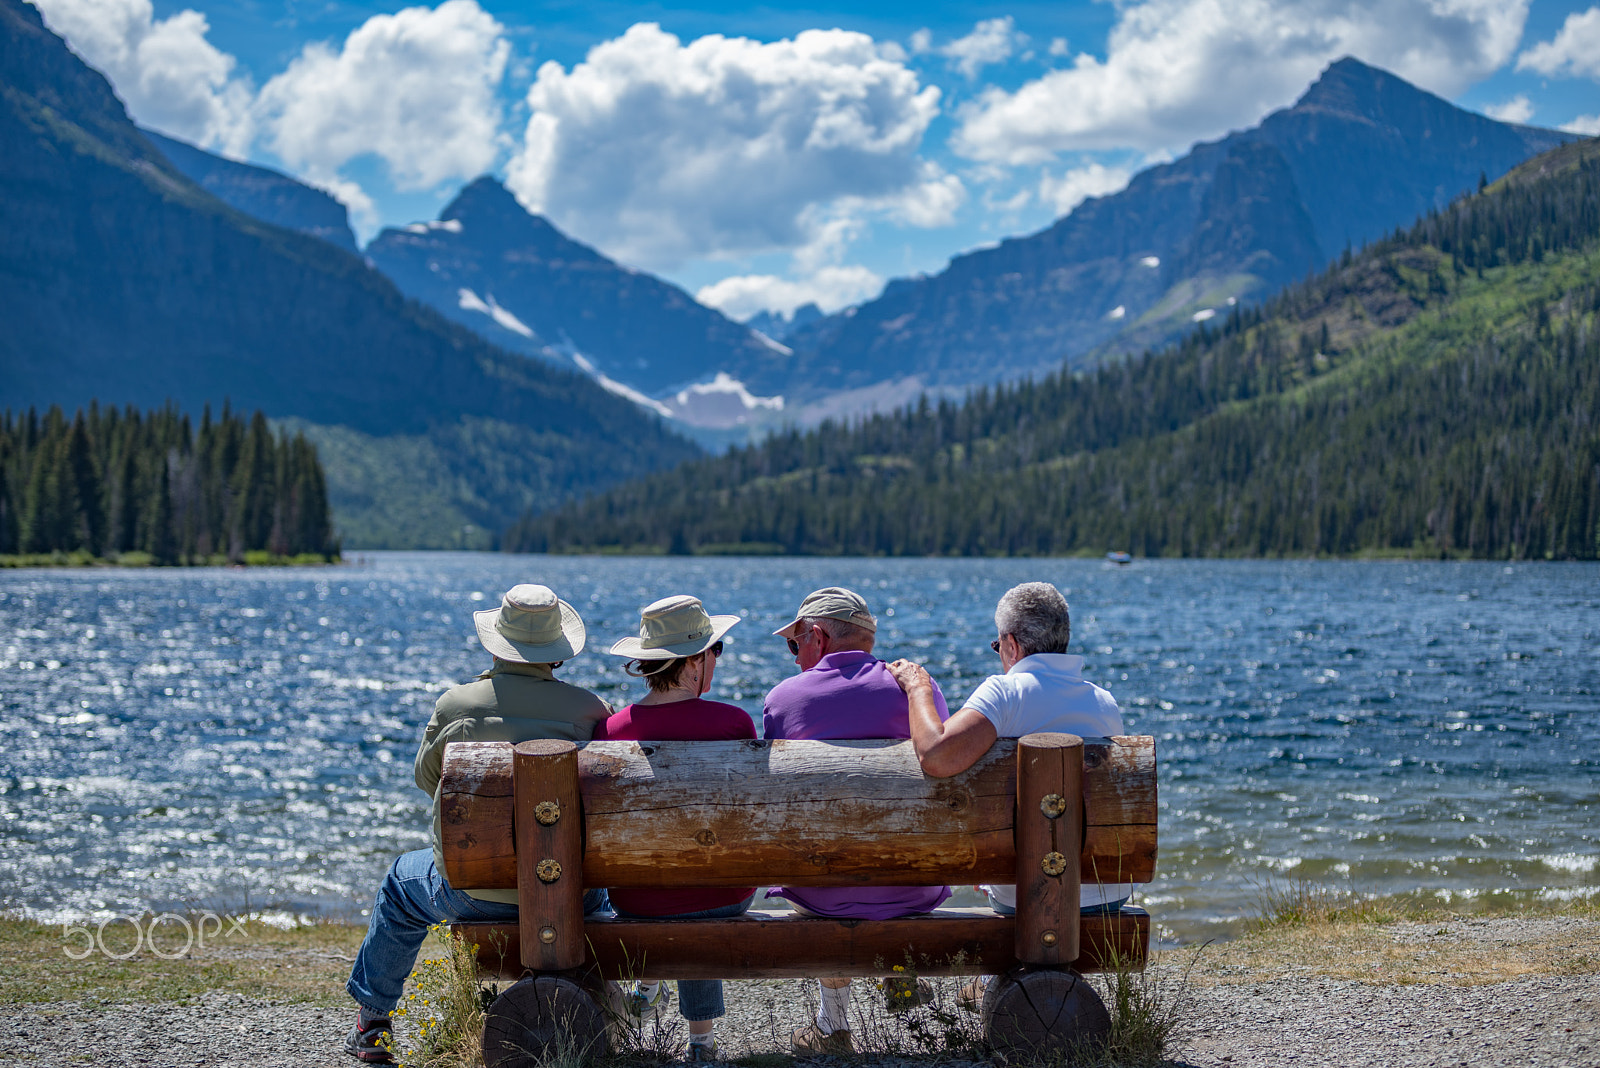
[1086,940,1204,1067]
[1249,876,1411,929]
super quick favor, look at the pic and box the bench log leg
[483,972,611,1068]
[485,742,606,1067]
[982,965,1111,1063]
[995,734,1110,1060]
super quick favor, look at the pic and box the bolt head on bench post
[1014,732,1083,966]
[513,740,584,972]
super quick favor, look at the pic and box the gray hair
[994,583,1071,657]
[802,615,875,649]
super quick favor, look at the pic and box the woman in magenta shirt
[596,594,755,1062]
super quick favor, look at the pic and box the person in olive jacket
[343,585,610,1064]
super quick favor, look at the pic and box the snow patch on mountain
[570,353,673,417]
[751,330,793,356]
[407,219,464,234]
[657,373,786,429]
[457,288,535,338]
[677,373,784,412]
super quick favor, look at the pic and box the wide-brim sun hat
[474,584,585,663]
[608,594,740,660]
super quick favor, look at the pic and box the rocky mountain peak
[436,176,603,262]
[1290,55,1469,130]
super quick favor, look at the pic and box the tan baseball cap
[773,586,877,640]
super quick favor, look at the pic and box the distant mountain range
[0,0,696,548]
[125,55,1575,438]
[509,137,1600,561]
[771,58,1578,417]
[746,304,823,342]
[363,177,792,432]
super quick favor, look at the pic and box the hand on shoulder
[885,658,933,694]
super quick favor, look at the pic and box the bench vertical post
[1013,732,1083,966]
[513,740,584,972]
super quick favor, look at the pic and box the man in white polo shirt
[886,581,1132,1007]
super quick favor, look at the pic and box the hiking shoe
[344,1018,396,1064]
[880,975,935,1013]
[625,982,672,1021]
[686,1038,720,1062]
[792,1022,854,1057]
[956,977,988,1014]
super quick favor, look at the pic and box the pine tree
[2,401,336,563]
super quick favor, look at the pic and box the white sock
[636,981,661,999]
[817,983,851,1034]
[688,1032,715,1047]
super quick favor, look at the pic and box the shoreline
[0,907,1593,1065]
[0,550,342,569]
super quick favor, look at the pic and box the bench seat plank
[456,906,1149,981]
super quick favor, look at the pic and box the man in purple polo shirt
[763,587,952,1056]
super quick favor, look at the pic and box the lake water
[1,552,1594,943]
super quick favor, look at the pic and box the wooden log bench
[439,732,1157,1066]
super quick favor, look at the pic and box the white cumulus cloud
[255,0,509,193]
[1038,162,1133,216]
[1484,95,1534,124]
[33,0,253,153]
[697,266,884,319]
[941,17,1029,80]
[1517,7,1600,79]
[1562,114,1600,135]
[505,23,949,270]
[952,0,1531,165]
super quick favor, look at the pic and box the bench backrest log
[440,733,1156,979]
[440,735,1156,890]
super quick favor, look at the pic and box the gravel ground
[0,919,1594,1066]
[1176,972,1600,1067]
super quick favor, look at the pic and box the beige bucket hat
[773,586,878,640]
[474,584,585,663]
[608,595,740,660]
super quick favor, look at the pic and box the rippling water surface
[1,553,1594,941]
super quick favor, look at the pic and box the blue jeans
[347,849,609,1015]
[987,895,1128,917]
[610,895,755,1022]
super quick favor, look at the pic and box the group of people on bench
[344,582,1131,1064]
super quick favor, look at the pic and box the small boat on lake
[1106,551,1132,565]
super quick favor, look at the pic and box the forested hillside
[509,140,1600,561]
[0,404,338,563]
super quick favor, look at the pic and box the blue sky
[33,0,1600,319]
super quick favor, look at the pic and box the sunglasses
[786,637,800,656]
[709,640,724,659]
